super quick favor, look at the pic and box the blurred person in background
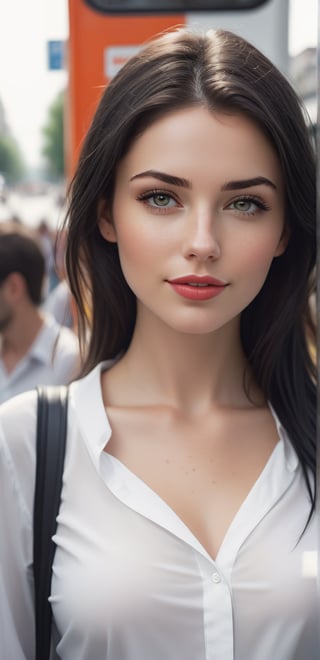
[0,222,80,404]
[36,218,59,294]
[43,226,77,331]
[43,277,74,329]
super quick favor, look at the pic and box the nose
[182,209,221,262]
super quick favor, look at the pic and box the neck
[116,311,259,414]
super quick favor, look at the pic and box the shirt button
[211,572,221,583]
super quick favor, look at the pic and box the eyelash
[136,189,179,212]
[136,190,271,216]
[226,195,271,216]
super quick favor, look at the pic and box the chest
[50,432,317,660]
[104,406,279,559]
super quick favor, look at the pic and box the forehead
[120,107,283,187]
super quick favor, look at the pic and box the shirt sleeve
[0,391,38,660]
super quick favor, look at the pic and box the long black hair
[64,28,316,517]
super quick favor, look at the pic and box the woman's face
[98,107,287,336]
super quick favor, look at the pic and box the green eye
[234,199,252,212]
[153,193,171,206]
[138,191,178,208]
[137,189,180,211]
[227,196,268,215]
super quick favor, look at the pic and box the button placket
[211,571,221,584]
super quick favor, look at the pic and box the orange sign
[67,0,185,176]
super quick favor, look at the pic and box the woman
[0,28,316,660]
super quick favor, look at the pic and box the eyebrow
[130,171,277,192]
[221,176,277,191]
[130,170,191,188]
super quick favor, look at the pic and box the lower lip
[168,283,226,301]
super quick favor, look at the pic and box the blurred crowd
[0,217,81,404]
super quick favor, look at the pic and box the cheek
[231,230,283,276]
[116,224,163,282]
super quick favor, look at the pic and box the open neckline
[70,361,299,572]
[100,438,293,572]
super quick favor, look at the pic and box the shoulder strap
[33,385,69,660]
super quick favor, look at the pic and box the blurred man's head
[0,223,46,334]
[0,222,46,309]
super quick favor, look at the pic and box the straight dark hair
[64,28,316,520]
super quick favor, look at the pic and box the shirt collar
[70,360,115,471]
[268,402,298,473]
[71,362,299,477]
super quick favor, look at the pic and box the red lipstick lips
[167,275,227,301]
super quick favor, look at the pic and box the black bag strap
[33,385,69,660]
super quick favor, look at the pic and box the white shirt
[0,362,318,660]
[43,280,73,328]
[0,313,80,404]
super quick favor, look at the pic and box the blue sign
[48,41,65,71]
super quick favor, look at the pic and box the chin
[165,318,227,336]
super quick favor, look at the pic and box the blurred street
[0,184,66,230]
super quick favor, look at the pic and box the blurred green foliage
[42,90,65,179]
[0,134,25,182]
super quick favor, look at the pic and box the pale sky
[0,0,317,168]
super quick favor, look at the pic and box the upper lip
[167,275,227,286]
